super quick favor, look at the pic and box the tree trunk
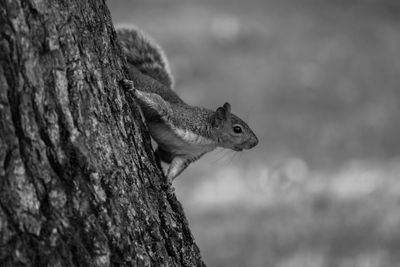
[0,0,205,266]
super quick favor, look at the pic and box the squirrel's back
[117,27,174,89]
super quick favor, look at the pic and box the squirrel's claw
[120,79,135,91]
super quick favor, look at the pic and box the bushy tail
[117,27,174,88]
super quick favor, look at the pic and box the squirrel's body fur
[118,27,258,181]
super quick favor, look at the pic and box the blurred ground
[109,1,400,266]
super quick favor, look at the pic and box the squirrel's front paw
[120,79,135,91]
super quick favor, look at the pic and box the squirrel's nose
[246,136,258,149]
[251,137,258,148]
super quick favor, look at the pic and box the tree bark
[0,0,205,266]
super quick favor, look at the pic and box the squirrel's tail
[117,26,174,88]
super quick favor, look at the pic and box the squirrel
[117,27,258,181]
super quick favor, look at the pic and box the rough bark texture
[0,0,205,266]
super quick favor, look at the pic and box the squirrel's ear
[215,107,226,120]
[223,102,231,113]
[213,102,231,127]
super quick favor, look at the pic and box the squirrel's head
[211,102,258,151]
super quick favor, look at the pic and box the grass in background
[110,1,400,266]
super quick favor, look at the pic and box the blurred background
[109,0,400,266]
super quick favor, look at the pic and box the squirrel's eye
[233,125,243,134]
